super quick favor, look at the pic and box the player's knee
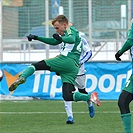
[118,99,123,109]
[118,98,127,113]
[118,92,123,108]
[62,93,73,101]
[31,60,50,70]
[62,95,71,101]
[62,83,75,101]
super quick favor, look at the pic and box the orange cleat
[90,92,101,106]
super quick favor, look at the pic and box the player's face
[53,21,67,36]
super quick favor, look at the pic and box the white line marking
[1,111,133,114]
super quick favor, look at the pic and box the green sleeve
[119,39,133,54]
[61,26,77,44]
[62,35,75,44]
[37,37,60,45]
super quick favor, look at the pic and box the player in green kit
[115,19,133,133]
[9,15,100,107]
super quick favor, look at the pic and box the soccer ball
[0,70,4,82]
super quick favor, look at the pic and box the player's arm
[53,33,76,44]
[27,34,60,45]
[61,34,75,43]
[119,39,133,54]
[80,50,92,65]
[115,39,133,61]
[80,37,92,65]
[37,37,60,45]
[53,27,76,44]
[115,20,133,61]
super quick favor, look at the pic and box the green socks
[121,113,132,133]
[20,65,36,79]
[73,92,90,102]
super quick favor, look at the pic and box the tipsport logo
[30,69,132,95]
[1,69,132,96]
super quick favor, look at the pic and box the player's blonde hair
[52,15,68,25]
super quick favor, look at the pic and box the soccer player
[55,22,95,124]
[56,37,94,124]
[115,19,133,133]
[9,15,100,108]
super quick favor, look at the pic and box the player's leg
[62,83,95,124]
[9,60,50,91]
[118,75,133,133]
[118,90,133,133]
[76,75,95,118]
[64,101,74,124]
[61,82,75,124]
[9,55,69,91]
[78,88,95,118]
[62,82,101,106]
[64,90,96,122]
[60,61,100,105]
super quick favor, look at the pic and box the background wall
[0,0,133,62]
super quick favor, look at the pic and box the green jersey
[119,19,133,94]
[61,26,82,62]
[37,26,82,64]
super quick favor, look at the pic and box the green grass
[0,100,133,133]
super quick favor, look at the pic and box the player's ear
[63,23,67,29]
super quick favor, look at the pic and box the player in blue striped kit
[64,36,95,124]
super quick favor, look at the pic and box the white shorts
[75,74,86,89]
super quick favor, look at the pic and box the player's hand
[27,34,38,41]
[53,33,62,42]
[115,50,122,61]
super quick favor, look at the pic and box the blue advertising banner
[0,62,132,100]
